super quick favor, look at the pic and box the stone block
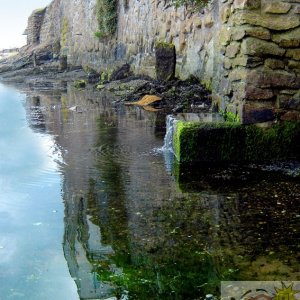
[221,5,231,23]
[287,91,300,110]
[233,11,300,30]
[231,55,264,67]
[286,49,300,60]
[272,28,300,48]
[234,0,261,10]
[219,27,231,46]
[204,14,214,28]
[265,58,285,69]
[244,85,274,100]
[242,104,275,123]
[229,68,249,82]
[231,25,271,41]
[288,59,300,69]
[172,117,300,162]
[241,37,285,57]
[247,69,300,89]
[225,42,241,58]
[155,42,176,81]
[280,111,300,121]
[263,2,292,14]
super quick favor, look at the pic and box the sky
[0,0,51,50]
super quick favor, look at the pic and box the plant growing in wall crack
[60,17,69,49]
[171,0,210,8]
[94,0,117,39]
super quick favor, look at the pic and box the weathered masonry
[25,0,300,123]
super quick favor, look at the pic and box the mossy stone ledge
[173,118,300,163]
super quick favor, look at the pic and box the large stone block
[242,104,275,123]
[247,69,300,89]
[225,42,241,58]
[172,118,300,162]
[231,25,271,41]
[244,85,274,100]
[263,2,292,14]
[272,27,300,48]
[155,42,176,81]
[234,0,261,10]
[265,58,285,69]
[286,49,300,60]
[241,37,285,57]
[233,11,300,30]
[231,55,264,68]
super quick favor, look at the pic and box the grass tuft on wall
[95,0,118,39]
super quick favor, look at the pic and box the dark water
[0,83,299,300]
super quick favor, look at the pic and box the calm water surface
[0,83,299,300]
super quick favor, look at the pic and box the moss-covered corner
[74,80,87,89]
[173,121,300,163]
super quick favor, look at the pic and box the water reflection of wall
[24,86,300,298]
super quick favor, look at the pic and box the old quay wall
[25,0,300,123]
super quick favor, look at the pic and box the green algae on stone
[173,121,300,163]
[73,80,87,89]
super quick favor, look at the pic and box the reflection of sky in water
[0,84,78,300]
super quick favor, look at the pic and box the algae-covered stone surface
[173,120,300,163]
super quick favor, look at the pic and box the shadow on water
[24,85,300,300]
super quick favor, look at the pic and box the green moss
[155,41,175,50]
[73,80,87,89]
[94,0,117,39]
[33,7,46,14]
[201,79,213,92]
[173,121,300,163]
[60,17,69,49]
[220,110,240,123]
[171,0,210,9]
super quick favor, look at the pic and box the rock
[231,55,264,68]
[247,69,300,89]
[242,104,275,124]
[73,80,86,89]
[172,104,184,113]
[110,64,131,81]
[265,58,285,70]
[244,85,274,100]
[233,0,261,10]
[87,71,100,84]
[280,111,300,121]
[241,37,286,57]
[286,49,300,61]
[233,11,300,31]
[288,60,300,70]
[155,42,176,81]
[263,2,292,14]
[225,42,241,58]
[287,92,300,110]
[59,55,68,71]
[231,25,271,41]
[272,28,300,48]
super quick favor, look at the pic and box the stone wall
[220,0,300,123]
[25,0,300,123]
[26,8,47,45]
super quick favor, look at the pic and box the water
[0,84,79,299]
[0,83,300,300]
[163,115,176,153]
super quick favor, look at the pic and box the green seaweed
[173,121,300,163]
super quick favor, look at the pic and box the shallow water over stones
[0,83,299,300]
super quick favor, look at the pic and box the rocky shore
[0,49,212,114]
